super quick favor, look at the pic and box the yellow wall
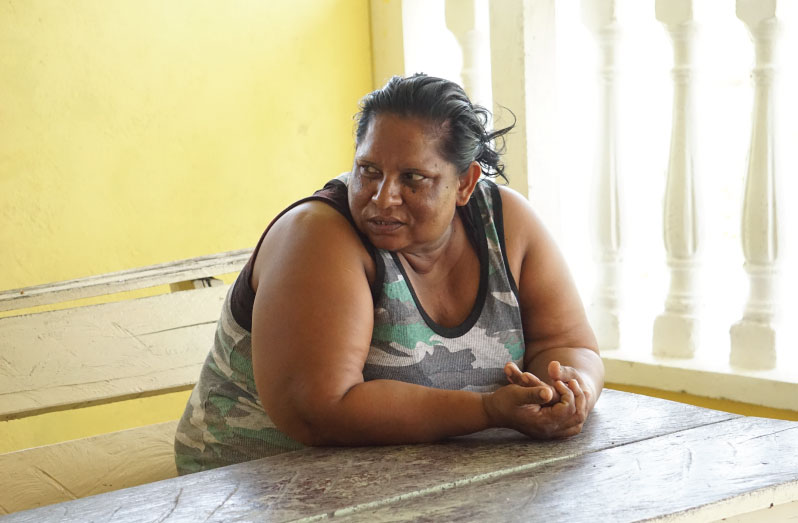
[0,0,372,451]
[0,0,373,291]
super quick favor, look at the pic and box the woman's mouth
[367,217,403,234]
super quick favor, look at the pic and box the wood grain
[0,285,227,420]
[0,249,250,312]
[336,417,798,522]
[2,390,753,522]
[0,421,179,515]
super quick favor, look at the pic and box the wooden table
[4,390,797,522]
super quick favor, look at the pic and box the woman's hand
[483,361,592,439]
[504,361,557,402]
[497,185,604,437]
[505,361,596,406]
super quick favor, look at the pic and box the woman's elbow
[263,396,348,447]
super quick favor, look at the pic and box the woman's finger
[504,361,524,384]
[521,372,546,387]
[570,379,587,420]
[553,380,575,415]
[555,380,573,404]
[547,360,562,381]
[554,423,584,439]
[552,381,587,433]
[548,361,582,384]
[517,384,554,405]
[505,362,550,391]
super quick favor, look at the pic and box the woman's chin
[367,234,406,252]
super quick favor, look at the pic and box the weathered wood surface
[0,285,227,421]
[0,248,250,312]
[10,390,792,522]
[0,421,179,515]
[345,416,798,522]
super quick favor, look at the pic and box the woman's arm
[497,185,605,437]
[250,201,550,446]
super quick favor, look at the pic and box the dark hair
[354,74,515,182]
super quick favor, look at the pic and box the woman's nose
[372,177,402,208]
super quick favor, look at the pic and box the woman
[174,74,603,474]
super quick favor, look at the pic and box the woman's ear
[456,162,481,206]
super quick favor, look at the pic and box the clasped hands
[483,361,593,439]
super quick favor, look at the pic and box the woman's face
[348,113,471,254]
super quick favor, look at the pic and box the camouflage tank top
[174,175,524,475]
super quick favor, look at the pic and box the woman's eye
[359,165,380,177]
[405,172,425,182]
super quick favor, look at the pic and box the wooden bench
[0,249,251,515]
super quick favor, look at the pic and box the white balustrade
[374,1,798,402]
[446,0,493,112]
[401,0,463,84]
[729,0,782,370]
[652,0,701,358]
[582,0,623,351]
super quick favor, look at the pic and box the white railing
[729,0,781,370]
[369,0,797,411]
[582,0,624,352]
[570,0,796,411]
[652,0,701,360]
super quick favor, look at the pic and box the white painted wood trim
[401,0,463,84]
[0,248,251,313]
[488,0,560,241]
[582,0,622,351]
[730,0,782,370]
[488,0,528,198]
[445,0,493,112]
[603,351,798,411]
[0,421,179,515]
[714,498,798,523]
[0,284,228,421]
[655,481,798,522]
[653,0,701,359]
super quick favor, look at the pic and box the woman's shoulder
[265,191,367,262]
[267,173,357,242]
[277,198,358,243]
[490,183,553,276]
[494,183,539,231]
[472,178,525,214]
[251,178,376,292]
[470,178,536,231]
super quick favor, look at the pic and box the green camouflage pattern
[174,178,524,474]
[174,294,304,475]
[363,178,524,390]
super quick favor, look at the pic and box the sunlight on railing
[393,0,797,385]
[555,0,797,370]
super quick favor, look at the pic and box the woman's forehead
[356,114,453,172]
[367,113,444,139]
[359,114,444,150]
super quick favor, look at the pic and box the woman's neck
[398,214,468,277]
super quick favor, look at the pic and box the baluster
[730,0,781,369]
[446,0,493,111]
[401,0,463,83]
[652,0,700,358]
[582,0,622,350]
